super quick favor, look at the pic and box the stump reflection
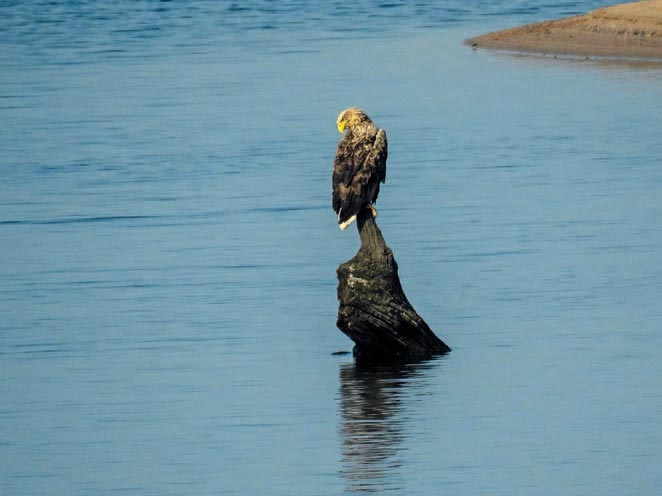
[338,360,439,493]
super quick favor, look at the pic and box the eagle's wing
[370,128,387,186]
[332,128,388,225]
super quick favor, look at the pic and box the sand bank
[466,0,662,60]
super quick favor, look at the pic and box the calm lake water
[2,1,662,495]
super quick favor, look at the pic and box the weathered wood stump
[337,208,451,361]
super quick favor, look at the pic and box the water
[2,1,662,494]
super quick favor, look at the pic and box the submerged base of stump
[336,208,450,361]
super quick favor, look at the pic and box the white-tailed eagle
[332,108,388,230]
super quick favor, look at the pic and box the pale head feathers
[337,107,372,132]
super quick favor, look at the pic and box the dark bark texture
[336,208,451,361]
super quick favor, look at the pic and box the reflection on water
[338,360,442,493]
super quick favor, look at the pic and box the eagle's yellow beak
[337,120,346,133]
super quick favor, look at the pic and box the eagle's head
[337,108,372,133]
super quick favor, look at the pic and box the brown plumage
[332,108,388,230]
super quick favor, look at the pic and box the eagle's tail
[338,214,356,231]
[338,204,378,230]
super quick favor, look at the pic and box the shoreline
[466,0,662,62]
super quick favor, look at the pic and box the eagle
[332,108,388,231]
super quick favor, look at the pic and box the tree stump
[336,208,451,361]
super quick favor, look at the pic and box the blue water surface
[2,1,662,495]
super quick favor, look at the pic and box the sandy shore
[466,0,662,60]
